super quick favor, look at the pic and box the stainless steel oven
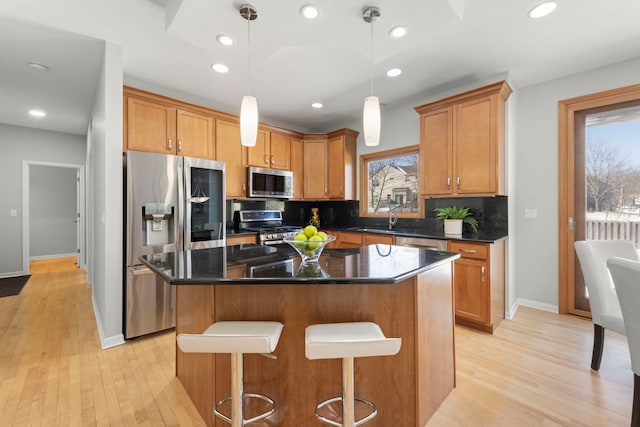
[233,209,301,245]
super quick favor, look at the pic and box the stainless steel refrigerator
[124,150,225,339]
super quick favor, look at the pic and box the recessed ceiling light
[311,102,323,109]
[27,61,49,71]
[528,2,557,18]
[300,5,319,19]
[216,34,234,46]
[29,109,46,118]
[211,63,229,73]
[386,68,402,77]
[389,26,407,38]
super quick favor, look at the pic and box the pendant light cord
[247,17,252,96]
[369,18,374,97]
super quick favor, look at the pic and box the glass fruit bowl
[283,234,336,264]
[295,263,329,278]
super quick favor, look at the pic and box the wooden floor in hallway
[0,257,634,426]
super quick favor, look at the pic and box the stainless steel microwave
[247,166,293,199]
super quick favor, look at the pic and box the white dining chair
[574,240,639,370]
[606,257,640,426]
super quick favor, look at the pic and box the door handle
[178,139,182,152]
[167,138,172,150]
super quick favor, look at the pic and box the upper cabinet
[303,135,329,200]
[290,137,304,199]
[414,81,512,197]
[124,87,215,159]
[215,119,247,198]
[327,129,358,200]
[247,130,291,170]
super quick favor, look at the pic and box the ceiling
[2,0,640,136]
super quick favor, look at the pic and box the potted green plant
[433,206,479,235]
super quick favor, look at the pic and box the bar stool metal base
[315,396,377,427]
[214,393,275,425]
[213,352,276,427]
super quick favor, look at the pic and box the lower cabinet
[448,239,505,333]
[226,234,257,246]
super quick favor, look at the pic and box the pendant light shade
[363,6,381,147]
[240,95,258,147]
[363,95,380,146]
[240,4,258,147]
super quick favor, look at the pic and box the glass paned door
[574,103,640,311]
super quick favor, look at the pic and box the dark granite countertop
[321,225,507,243]
[140,244,459,285]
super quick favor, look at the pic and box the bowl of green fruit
[283,225,336,264]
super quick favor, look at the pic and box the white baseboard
[29,253,78,260]
[507,298,559,319]
[0,271,26,279]
[91,293,125,349]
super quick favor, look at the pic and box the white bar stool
[305,322,402,427]
[177,321,284,427]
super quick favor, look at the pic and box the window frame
[359,145,422,218]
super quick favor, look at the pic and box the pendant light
[240,4,258,147]
[363,6,381,147]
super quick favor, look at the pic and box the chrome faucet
[387,195,398,229]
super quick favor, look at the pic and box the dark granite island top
[139,243,459,285]
[146,244,460,427]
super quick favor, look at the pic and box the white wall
[88,41,124,349]
[0,124,85,276]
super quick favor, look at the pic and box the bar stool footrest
[214,393,276,425]
[315,396,378,427]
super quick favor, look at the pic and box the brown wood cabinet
[336,231,362,248]
[124,88,215,159]
[290,137,304,199]
[215,119,247,198]
[363,233,394,246]
[226,234,257,246]
[415,81,511,197]
[247,130,291,170]
[327,129,358,200]
[448,239,505,333]
[303,135,329,199]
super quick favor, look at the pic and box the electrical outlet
[10,209,17,217]
[524,208,538,219]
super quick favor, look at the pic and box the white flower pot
[444,219,463,235]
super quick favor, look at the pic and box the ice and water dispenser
[142,202,175,246]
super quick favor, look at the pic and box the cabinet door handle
[271,155,275,165]
[340,185,343,195]
[459,249,477,253]
[447,177,451,189]
[481,265,485,282]
[242,183,246,193]
[167,138,172,150]
[264,154,269,165]
[178,139,182,152]
[456,176,461,189]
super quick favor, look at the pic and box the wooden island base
[175,263,455,427]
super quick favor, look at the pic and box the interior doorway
[22,161,86,275]
[559,84,640,315]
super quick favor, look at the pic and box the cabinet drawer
[338,232,363,245]
[448,241,488,260]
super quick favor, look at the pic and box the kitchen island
[141,244,459,427]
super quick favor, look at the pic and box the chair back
[574,240,638,327]
[606,257,640,375]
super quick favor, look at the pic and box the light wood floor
[0,258,634,426]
